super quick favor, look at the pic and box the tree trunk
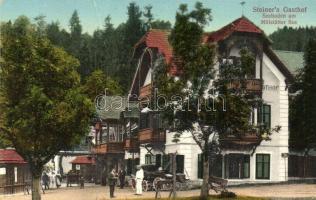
[200,141,210,200]
[32,175,41,200]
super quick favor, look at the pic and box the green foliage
[20,3,172,93]
[0,16,94,176]
[269,26,316,51]
[82,69,123,100]
[290,39,316,152]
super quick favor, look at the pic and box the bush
[219,191,237,198]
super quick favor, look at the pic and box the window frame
[258,104,271,129]
[256,154,270,180]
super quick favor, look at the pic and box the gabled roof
[70,156,95,165]
[0,149,26,164]
[273,50,304,75]
[135,29,173,64]
[132,16,293,84]
[134,17,269,69]
[205,16,266,43]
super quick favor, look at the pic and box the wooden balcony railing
[227,79,262,93]
[92,142,125,154]
[139,84,152,99]
[138,128,166,144]
[124,138,140,151]
[219,132,261,149]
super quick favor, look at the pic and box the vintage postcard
[0,0,316,199]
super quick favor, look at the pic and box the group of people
[41,172,62,190]
[108,165,144,198]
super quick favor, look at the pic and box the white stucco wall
[165,131,202,180]
[136,45,289,183]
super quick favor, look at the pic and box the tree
[115,2,146,90]
[69,10,82,42]
[154,2,278,199]
[46,21,70,49]
[151,20,172,30]
[269,26,316,51]
[0,16,93,200]
[82,69,123,100]
[290,39,316,153]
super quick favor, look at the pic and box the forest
[33,3,171,92]
[9,2,316,94]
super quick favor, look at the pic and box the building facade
[128,17,295,184]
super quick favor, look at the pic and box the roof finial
[240,1,246,16]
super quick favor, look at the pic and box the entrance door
[224,154,250,179]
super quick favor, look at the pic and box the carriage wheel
[130,179,136,191]
[175,182,181,190]
[142,180,148,192]
[153,177,161,191]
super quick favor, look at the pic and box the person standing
[135,166,144,195]
[118,169,126,189]
[108,169,118,198]
[42,172,50,190]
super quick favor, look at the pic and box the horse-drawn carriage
[130,164,191,192]
[66,170,80,187]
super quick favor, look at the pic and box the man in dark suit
[108,169,118,198]
[118,169,126,189]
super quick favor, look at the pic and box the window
[140,113,150,129]
[162,154,170,171]
[258,104,271,129]
[198,154,223,179]
[145,154,152,164]
[256,154,270,179]
[176,155,185,173]
[155,154,162,167]
[224,154,250,179]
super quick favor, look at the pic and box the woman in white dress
[135,166,144,195]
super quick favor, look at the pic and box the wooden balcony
[124,138,140,152]
[138,128,166,144]
[92,142,125,154]
[219,132,261,149]
[227,79,262,93]
[139,84,152,99]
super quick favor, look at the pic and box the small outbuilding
[70,156,96,182]
[0,149,30,194]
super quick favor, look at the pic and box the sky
[0,0,315,35]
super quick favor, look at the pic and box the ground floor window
[159,154,184,173]
[126,158,139,175]
[198,154,223,179]
[256,154,270,179]
[176,155,184,173]
[145,154,152,164]
[224,154,250,179]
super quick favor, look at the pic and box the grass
[109,195,267,200]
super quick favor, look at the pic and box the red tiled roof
[135,17,263,62]
[135,29,173,64]
[0,149,27,164]
[134,17,266,76]
[71,156,95,165]
[206,17,263,42]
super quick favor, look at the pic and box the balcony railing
[138,128,166,144]
[92,142,125,154]
[139,84,152,99]
[227,79,262,93]
[219,132,261,149]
